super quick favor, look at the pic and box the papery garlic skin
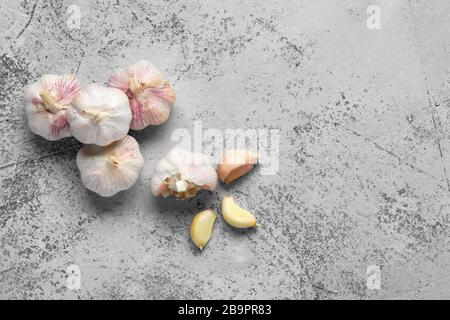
[24,74,80,140]
[67,84,132,146]
[150,148,218,199]
[108,60,175,130]
[76,135,144,197]
[217,149,258,184]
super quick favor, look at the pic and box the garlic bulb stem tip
[109,156,120,167]
[129,78,142,95]
[39,91,60,113]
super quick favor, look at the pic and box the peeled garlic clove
[150,148,218,199]
[217,149,258,184]
[221,196,257,228]
[190,209,217,250]
[76,135,144,197]
[67,84,132,146]
[108,60,175,130]
[24,74,80,140]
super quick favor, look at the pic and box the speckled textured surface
[1,0,449,299]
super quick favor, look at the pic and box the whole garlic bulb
[67,84,132,146]
[76,135,144,197]
[24,74,80,140]
[108,60,175,130]
[151,148,218,199]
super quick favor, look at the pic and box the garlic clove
[217,150,258,183]
[221,196,257,228]
[24,74,80,140]
[76,135,144,197]
[150,148,218,199]
[190,209,217,250]
[108,60,175,130]
[67,84,132,146]
[175,180,189,192]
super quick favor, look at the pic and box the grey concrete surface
[1,0,449,299]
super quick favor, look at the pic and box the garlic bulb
[108,60,175,130]
[67,84,132,146]
[217,149,258,183]
[150,148,218,199]
[24,74,80,140]
[76,135,144,197]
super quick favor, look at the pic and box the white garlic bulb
[67,84,132,146]
[108,60,175,130]
[24,74,80,140]
[150,148,218,199]
[76,135,144,197]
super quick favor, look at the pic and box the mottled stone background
[1,0,449,299]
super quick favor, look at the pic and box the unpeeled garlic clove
[221,196,257,228]
[108,60,175,130]
[76,135,144,197]
[24,74,80,141]
[190,209,217,250]
[150,148,218,199]
[217,150,258,183]
[67,84,132,146]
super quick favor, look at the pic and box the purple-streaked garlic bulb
[108,60,175,130]
[24,74,80,140]
[151,148,218,199]
[67,84,132,146]
[76,135,144,197]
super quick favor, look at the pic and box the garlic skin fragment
[67,84,132,146]
[24,74,80,140]
[108,60,175,130]
[190,209,217,250]
[221,196,257,228]
[217,149,258,184]
[76,135,144,197]
[150,148,218,199]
